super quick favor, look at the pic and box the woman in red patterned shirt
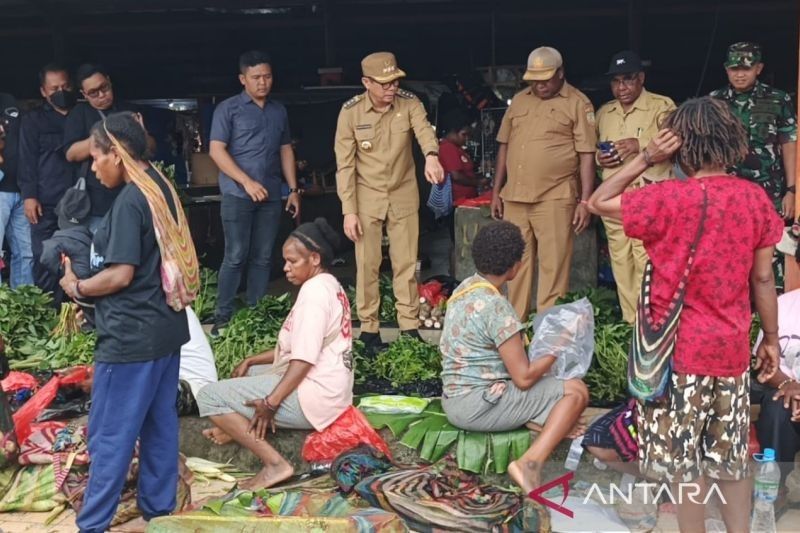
[588,97,783,531]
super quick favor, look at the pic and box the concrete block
[454,206,598,307]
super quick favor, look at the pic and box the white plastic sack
[528,298,595,380]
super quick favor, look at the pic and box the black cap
[606,51,644,76]
[55,179,91,230]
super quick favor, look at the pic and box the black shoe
[399,329,423,341]
[359,332,388,356]
[210,319,229,337]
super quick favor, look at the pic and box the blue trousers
[77,352,180,533]
[215,195,282,321]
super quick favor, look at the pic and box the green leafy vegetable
[192,268,218,322]
[372,336,442,386]
[0,285,57,360]
[210,294,292,378]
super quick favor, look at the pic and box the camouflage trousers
[637,371,750,483]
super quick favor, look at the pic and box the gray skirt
[196,366,312,430]
[441,376,564,432]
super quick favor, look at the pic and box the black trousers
[753,382,800,481]
[29,206,62,303]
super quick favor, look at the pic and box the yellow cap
[361,52,407,83]
[522,47,563,81]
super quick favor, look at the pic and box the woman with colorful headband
[60,111,198,533]
[197,217,354,490]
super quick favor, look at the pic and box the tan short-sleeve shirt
[335,90,439,219]
[596,89,676,182]
[496,83,597,203]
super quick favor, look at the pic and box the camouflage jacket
[710,81,797,206]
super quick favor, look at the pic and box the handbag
[426,173,453,219]
[628,182,708,402]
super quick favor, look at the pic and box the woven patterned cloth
[355,458,550,532]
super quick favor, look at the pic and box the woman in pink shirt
[197,218,354,490]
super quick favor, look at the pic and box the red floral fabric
[622,176,784,376]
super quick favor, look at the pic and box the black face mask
[49,90,77,111]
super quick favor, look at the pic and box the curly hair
[471,221,525,276]
[662,96,749,175]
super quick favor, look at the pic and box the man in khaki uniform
[491,46,597,319]
[596,50,676,323]
[335,52,443,352]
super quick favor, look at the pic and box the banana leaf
[490,432,512,474]
[363,412,424,437]
[457,432,488,473]
[429,425,459,463]
[400,413,448,450]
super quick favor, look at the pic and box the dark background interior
[0,0,797,104]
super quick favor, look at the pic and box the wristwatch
[787,185,796,194]
[288,188,301,195]
[425,151,439,157]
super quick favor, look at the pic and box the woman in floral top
[440,221,589,494]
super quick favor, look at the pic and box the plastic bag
[418,280,444,306]
[358,395,431,415]
[1,372,38,393]
[528,298,595,380]
[426,174,453,219]
[12,366,91,444]
[302,406,392,463]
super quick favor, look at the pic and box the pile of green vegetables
[210,294,292,378]
[0,286,95,370]
[353,336,443,397]
[346,274,397,324]
[192,267,218,322]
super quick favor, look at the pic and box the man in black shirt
[63,64,153,230]
[18,64,77,294]
[0,95,34,287]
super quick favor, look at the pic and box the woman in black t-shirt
[60,112,195,533]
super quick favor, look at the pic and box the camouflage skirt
[637,371,750,483]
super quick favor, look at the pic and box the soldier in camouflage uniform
[711,42,797,290]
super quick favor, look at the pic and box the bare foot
[567,423,587,439]
[202,427,233,445]
[507,459,542,496]
[238,460,294,491]
[109,516,148,532]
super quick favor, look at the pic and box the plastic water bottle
[750,447,780,533]
[564,436,584,471]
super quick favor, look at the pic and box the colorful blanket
[355,458,550,532]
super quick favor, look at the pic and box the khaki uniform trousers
[504,198,575,320]
[602,216,647,324]
[355,210,419,333]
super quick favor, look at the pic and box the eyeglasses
[85,82,112,99]
[368,78,400,90]
[610,75,640,88]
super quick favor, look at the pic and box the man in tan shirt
[596,50,676,323]
[335,52,443,352]
[491,47,597,319]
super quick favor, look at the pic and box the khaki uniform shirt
[596,89,676,182]
[496,83,597,203]
[335,90,439,219]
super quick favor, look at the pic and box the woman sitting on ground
[197,218,354,490]
[439,220,589,494]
